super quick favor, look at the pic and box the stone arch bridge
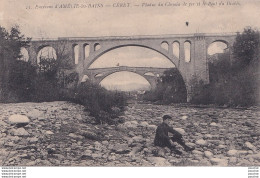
[86,66,170,89]
[26,33,236,102]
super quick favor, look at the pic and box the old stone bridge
[25,33,236,101]
[85,66,170,89]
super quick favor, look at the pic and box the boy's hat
[163,114,172,120]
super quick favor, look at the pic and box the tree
[143,68,187,103]
[233,27,260,68]
[0,26,31,102]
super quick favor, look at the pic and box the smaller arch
[73,44,79,64]
[19,47,29,62]
[161,41,169,51]
[172,41,180,59]
[94,43,101,51]
[100,71,151,91]
[144,72,156,76]
[84,44,90,59]
[207,41,228,56]
[184,41,191,62]
[37,46,57,64]
[209,39,229,47]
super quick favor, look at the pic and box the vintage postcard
[0,0,259,177]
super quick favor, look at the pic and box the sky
[1,0,260,91]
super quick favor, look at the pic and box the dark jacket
[154,122,182,147]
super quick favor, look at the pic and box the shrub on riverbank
[66,82,127,124]
[142,68,187,104]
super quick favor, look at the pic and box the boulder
[245,142,257,152]
[12,128,29,136]
[146,157,171,166]
[192,150,204,155]
[111,143,130,154]
[210,158,228,166]
[27,109,44,119]
[210,122,218,127]
[227,149,238,156]
[181,116,188,120]
[204,151,213,158]
[147,125,157,130]
[174,128,185,135]
[140,121,149,127]
[27,137,39,143]
[195,139,207,146]
[8,115,30,125]
[46,131,54,135]
[132,136,144,143]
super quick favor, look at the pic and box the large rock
[123,121,138,128]
[140,121,149,127]
[204,151,213,158]
[111,143,130,154]
[147,125,157,130]
[146,157,171,166]
[46,131,54,135]
[27,137,39,143]
[245,142,257,152]
[227,149,238,156]
[181,116,188,120]
[210,158,228,166]
[195,139,207,146]
[12,128,29,136]
[27,109,44,119]
[8,115,30,124]
[210,122,218,127]
[174,128,185,135]
[132,136,144,143]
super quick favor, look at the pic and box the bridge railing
[29,32,238,42]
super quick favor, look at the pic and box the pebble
[210,122,218,127]
[181,116,188,120]
[46,131,54,135]
[204,151,213,158]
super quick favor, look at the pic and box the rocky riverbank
[0,101,259,166]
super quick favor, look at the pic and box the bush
[68,82,127,124]
[143,68,187,104]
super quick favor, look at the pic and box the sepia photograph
[0,0,259,176]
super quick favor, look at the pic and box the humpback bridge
[86,66,170,89]
[26,33,237,102]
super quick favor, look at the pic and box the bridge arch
[37,46,57,64]
[207,41,228,56]
[98,71,154,90]
[85,44,179,69]
[172,41,180,59]
[205,36,235,50]
[19,47,29,62]
[184,40,191,62]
